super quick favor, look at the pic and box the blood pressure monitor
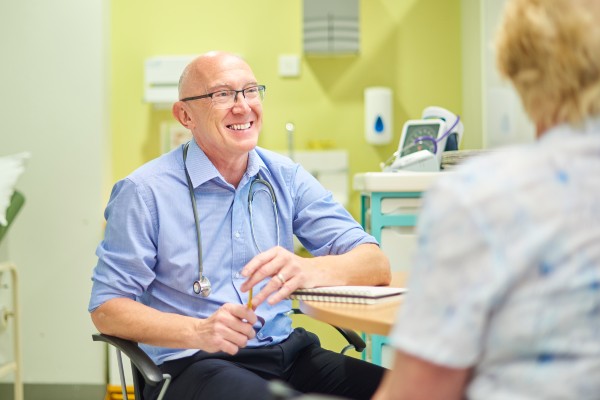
[384,119,445,172]
[383,106,464,172]
[398,119,447,159]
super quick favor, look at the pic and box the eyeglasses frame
[180,85,266,105]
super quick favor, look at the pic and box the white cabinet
[354,172,443,272]
[354,171,446,366]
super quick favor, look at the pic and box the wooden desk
[299,271,407,336]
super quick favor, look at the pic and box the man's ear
[172,101,193,129]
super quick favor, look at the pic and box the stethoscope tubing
[248,176,280,253]
[182,141,280,297]
[183,143,210,296]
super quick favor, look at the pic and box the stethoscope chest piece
[193,276,212,297]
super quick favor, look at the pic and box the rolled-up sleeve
[291,165,377,256]
[88,178,158,312]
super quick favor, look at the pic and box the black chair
[93,333,169,400]
[93,309,365,400]
[291,308,366,355]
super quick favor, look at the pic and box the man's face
[182,55,263,164]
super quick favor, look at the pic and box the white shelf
[353,171,446,192]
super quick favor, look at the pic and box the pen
[247,288,253,310]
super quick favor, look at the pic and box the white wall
[461,0,483,150]
[0,0,108,385]
[461,0,534,149]
[480,0,534,147]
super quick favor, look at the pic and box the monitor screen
[399,122,443,158]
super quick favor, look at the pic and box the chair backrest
[0,191,25,245]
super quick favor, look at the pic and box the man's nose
[232,92,251,112]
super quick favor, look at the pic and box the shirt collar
[245,147,268,180]
[183,141,269,189]
[182,141,220,189]
[542,115,600,140]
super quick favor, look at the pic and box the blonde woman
[373,0,600,398]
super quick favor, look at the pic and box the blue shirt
[89,140,377,365]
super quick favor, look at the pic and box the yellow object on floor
[105,384,135,400]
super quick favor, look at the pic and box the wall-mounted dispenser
[303,0,359,55]
[144,55,196,107]
[364,87,393,145]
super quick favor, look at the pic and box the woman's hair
[495,0,600,127]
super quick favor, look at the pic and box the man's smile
[227,122,252,131]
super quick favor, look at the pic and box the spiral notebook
[289,286,406,305]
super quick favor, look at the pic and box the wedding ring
[276,272,286,285]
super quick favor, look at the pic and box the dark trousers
[144,328,385,400]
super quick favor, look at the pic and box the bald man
[89,51,390,400]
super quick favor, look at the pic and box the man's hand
[195,303,258,355]
[240,243,391,308]
[240,246,315,307]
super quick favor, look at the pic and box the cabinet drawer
[380,197,422,215]
[381,227,417,272]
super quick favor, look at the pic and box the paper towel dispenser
[144,55,196,107]
[364,87,393,145]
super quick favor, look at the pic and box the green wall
[110,0,462,218]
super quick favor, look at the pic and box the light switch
[278,54,300,77]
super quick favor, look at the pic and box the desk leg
[361,333,389,367]
[364,334,372,363]
[370,334,389,367]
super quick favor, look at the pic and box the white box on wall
[144,55,196,107]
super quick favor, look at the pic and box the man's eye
[245,87,259,95]
[213,91,231,99]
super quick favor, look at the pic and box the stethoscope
[182,142,280,297]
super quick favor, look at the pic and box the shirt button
[234,231,240,238]
[235,272,241,278]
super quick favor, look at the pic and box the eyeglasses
[180,85,266,109]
